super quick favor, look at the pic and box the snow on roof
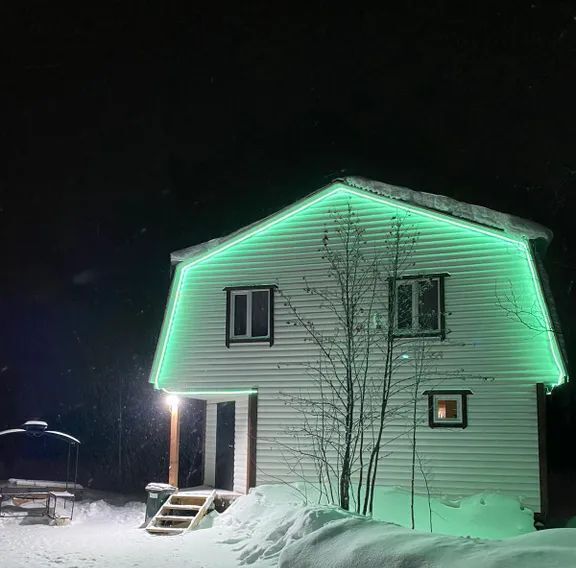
[343,177,552,244]
[171,178,552,263]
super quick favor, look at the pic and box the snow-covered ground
[1,485,575,567]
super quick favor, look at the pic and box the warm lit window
[393,275,447,338]
[225,286,275,346]
[437,399,458,419]
[424,390,472,428]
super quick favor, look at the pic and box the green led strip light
[342,186,566,386]
[150,187,343,388]
[161,388,257,397]
[151,182,567,389]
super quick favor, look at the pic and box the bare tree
[279,201,492,524]
[496,279,560,336]
[280,203,380,511]
[361,217,418,515]
[280,203,423,514]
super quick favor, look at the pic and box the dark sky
[1,3,575,449]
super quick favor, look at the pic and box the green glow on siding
[150,187,343,388]
[343,186,566,386]
[523,248,566,385]
[162,388,257,396]
[150,182,567,390]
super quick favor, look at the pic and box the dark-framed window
[224,286,275,347]
[423,390,472,429]
[391,274,448,339]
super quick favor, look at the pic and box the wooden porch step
[146,526,184,534]
[146,489,216,536]
[162,504,201,510]
[157,515,195,521]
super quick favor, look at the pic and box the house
[149,177,568,518]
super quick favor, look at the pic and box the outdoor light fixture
[166,395,180,412]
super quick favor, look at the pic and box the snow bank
[1,484,575,568]
[214,485,576,567]
[217,483,534,540]
[280,517,576,568]
[213,485,349,565]
[369,486,535,539]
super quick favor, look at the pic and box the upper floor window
[225,286,275,347]
[393,274,447,339]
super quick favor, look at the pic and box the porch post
[168,398,181,487]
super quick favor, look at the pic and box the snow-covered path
[0,500,241,568]
[1,525,239,568]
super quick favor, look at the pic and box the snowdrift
[369,485,535,539]
[281,519,576,568]
[213,485,576,567]
[2,485,574,567]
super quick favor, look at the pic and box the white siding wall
[204,402,216,486]
[203,396,249,494]
[161,190,557,511]
[257,382,540,503]
[233,396,249,494]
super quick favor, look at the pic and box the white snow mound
[1,485,574,567]
[369,485,535,539]
[214,485,576,567]
[280,517,576,568]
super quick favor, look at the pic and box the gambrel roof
[153,178,568,388]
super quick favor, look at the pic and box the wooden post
[168,401,180,487]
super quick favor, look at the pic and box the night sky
[1,3,575,489]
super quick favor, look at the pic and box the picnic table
[0,483,77,520]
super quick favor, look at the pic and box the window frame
[390,273,448,340]
[423,389,473,429]
[224,285,276,347]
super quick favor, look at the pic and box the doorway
[215,401,235,490]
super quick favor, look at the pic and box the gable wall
[157,189,560,511]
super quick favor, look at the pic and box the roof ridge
[171,178,553,263]
[342,176,552,244]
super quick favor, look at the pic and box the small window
[424,390,472,429]
[437,398,458,419]
[225,286,275,346]
[393,275,446,338]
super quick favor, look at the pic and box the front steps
[146,490,216,535]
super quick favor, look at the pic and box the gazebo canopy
[0,420,81,445]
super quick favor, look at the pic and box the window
[424,390,472,428]
[393,274,447,338]
[225,286,275,346]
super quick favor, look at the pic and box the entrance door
[215,401,235,491]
